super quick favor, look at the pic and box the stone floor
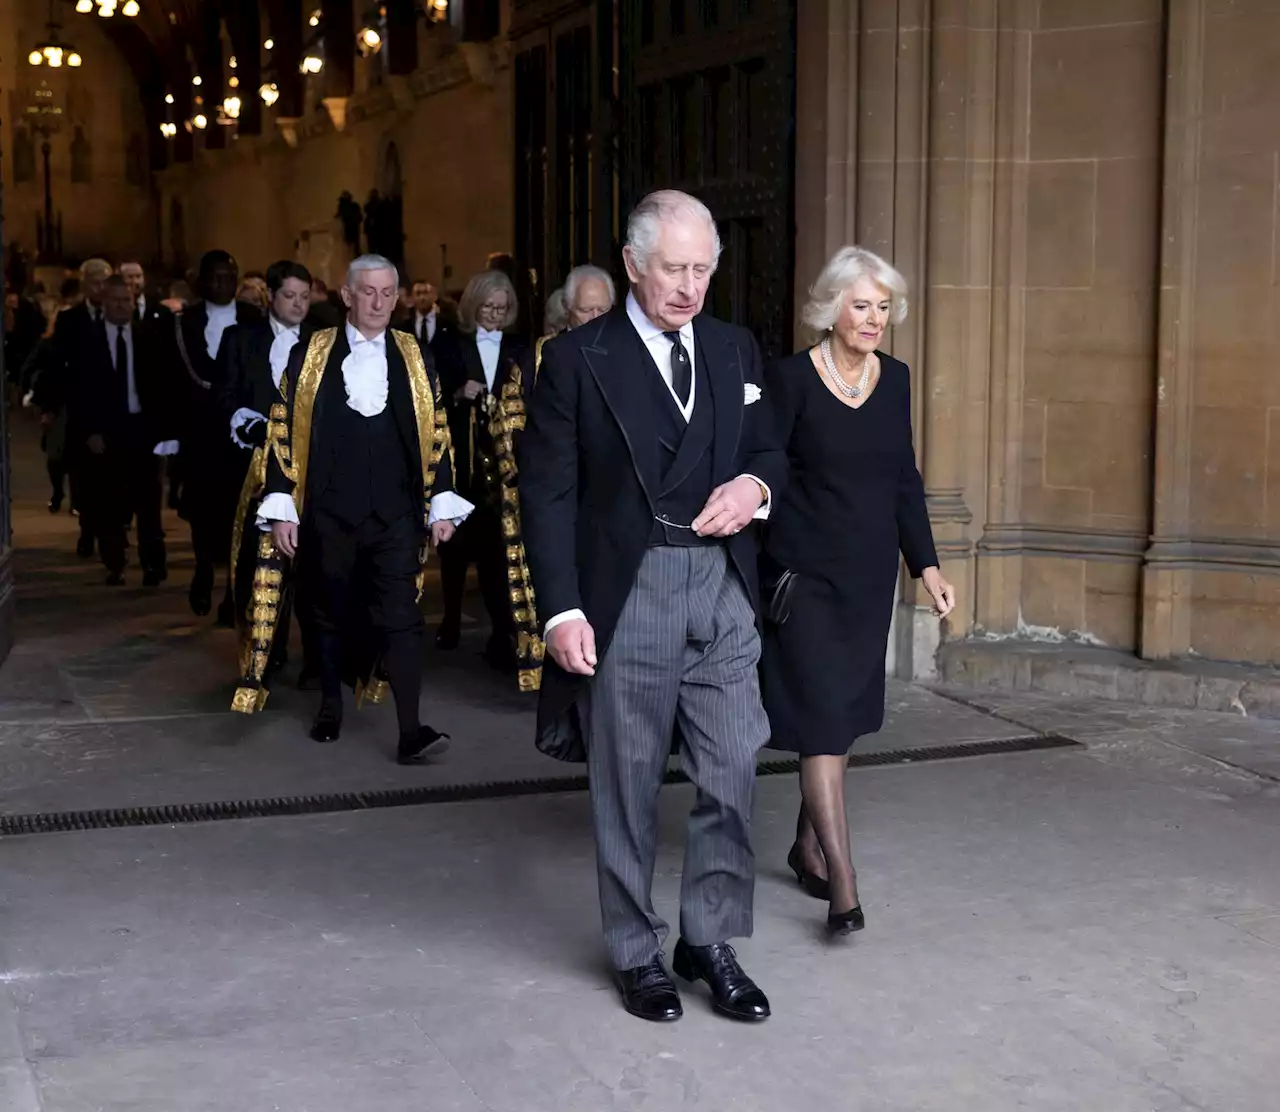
[1,416,1278,1110]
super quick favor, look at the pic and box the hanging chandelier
[76,0,141,16]
[28,0,82,68]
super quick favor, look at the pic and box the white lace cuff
[427,490,475,527]
[256,492,299,531]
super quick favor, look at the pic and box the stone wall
[155,43,512,292]
[0,0,156,265]
[797,0,1280,668]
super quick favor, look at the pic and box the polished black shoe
[189,565,214,617]
[309,708,343,743]
[483,633,518,674]
[105,570,126,587]
[787,844,830,902]
[142,567,164,588]
[672,940,770,1022]
[827,905,866,937]
[75,534,94,559]
[48,496,63,514]
[215,593,237,629]
[434,619,461,651]
[396,726,451,765]
[617,956,683,1023]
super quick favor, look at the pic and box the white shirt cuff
[230,407,266,449]
[427,490,475,526]
[153,440,180,457]
[741,474,771,521]
[256,491,299,531]
[544,609,586,635]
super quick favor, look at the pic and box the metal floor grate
[0,734,1080,836]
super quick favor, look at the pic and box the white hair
[345,253,399,289]
[563,264,616,311]
[802,246,909,333]
[80,258,112,281]
[625,189,722,273]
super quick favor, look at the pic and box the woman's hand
[921,566,956,619]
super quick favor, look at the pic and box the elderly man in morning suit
[518,190,787,1023]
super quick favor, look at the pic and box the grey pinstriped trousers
[582,544,770,971]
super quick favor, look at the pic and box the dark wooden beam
[199,7,226,150]
[385,0,418,76]
[321,0,356,99]
[227,0,264,136]
[271,0,306,119]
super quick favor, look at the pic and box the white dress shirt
[476,328,503,391]
[415,309,437,345]
[204,300,238,361]
[257,323,474,529]
[135,293,147,320]
[542,294,772,636]
[268,314,301,390]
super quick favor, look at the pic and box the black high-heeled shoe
[787,844,831,902]
[826,905,866,937]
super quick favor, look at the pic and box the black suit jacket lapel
[581,309,659,508]
[461,335,485,385]
[694,315,744,483]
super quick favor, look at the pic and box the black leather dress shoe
[483,633,518,674]
[396,726,450,765]
[617,956,682,1022]
[215,593,237,629]
[142,567,164,588]
[434,619,461,651]
[105,570,126,587]
[309,709,342,743]
[189,565,213,617]
[672,940,770,1022]
[75,534,94,559]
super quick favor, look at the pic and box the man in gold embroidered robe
[239,255,473,766]
[496,264,618,694]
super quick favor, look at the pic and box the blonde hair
[801,246,908,334]
[458,270,518,334]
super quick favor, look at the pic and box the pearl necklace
[819,338,872,398]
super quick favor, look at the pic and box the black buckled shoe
[396,726,450,765]
[434,618,461,651]
[617,956,682,1022]
[672,940,770,1022]
[309,706,343,743]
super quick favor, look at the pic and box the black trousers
[437,505,513,638]
[303,509,424,735]
[77,420,166,576]
[183,436,248,572]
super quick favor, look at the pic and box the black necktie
[418,317,427,345]
[664,331,692,407]
[115,325,128,382]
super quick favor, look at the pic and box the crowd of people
[6,188,958,1025]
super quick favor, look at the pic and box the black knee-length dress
[760,349,939,755]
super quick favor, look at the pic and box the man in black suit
[64,276,177,585]
[254,254,471,764]
[119,260,169,326]
[434,269,527,668]
[518,190,787,1023]
[172,250,262,622]
[213,260,319,684]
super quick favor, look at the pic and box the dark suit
[266,328,457,733]
[172,301,262,576]
[64,316,176,576]
[517,304,787,970]
[435,329,527,650]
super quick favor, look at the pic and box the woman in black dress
[761,246,955,936]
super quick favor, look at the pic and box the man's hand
[921,566,956,619]
[87,434,106,456]
[430,519,456,547]
[456,380,485,402]
[692,476,764,537]
[272,521,298,558]
[546,618,597,676]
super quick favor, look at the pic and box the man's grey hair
[542,288,568,335]
[563,264,616,311]
[80,258,112,282]
[345,253,399,289]
[625,190,722,274]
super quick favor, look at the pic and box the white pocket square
[744,383,762,405]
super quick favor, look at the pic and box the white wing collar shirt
[257,322,473,528]
[542,295,772,635]
[204,300,239,361]
[475,327,503,390]
[231,314,302,449]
